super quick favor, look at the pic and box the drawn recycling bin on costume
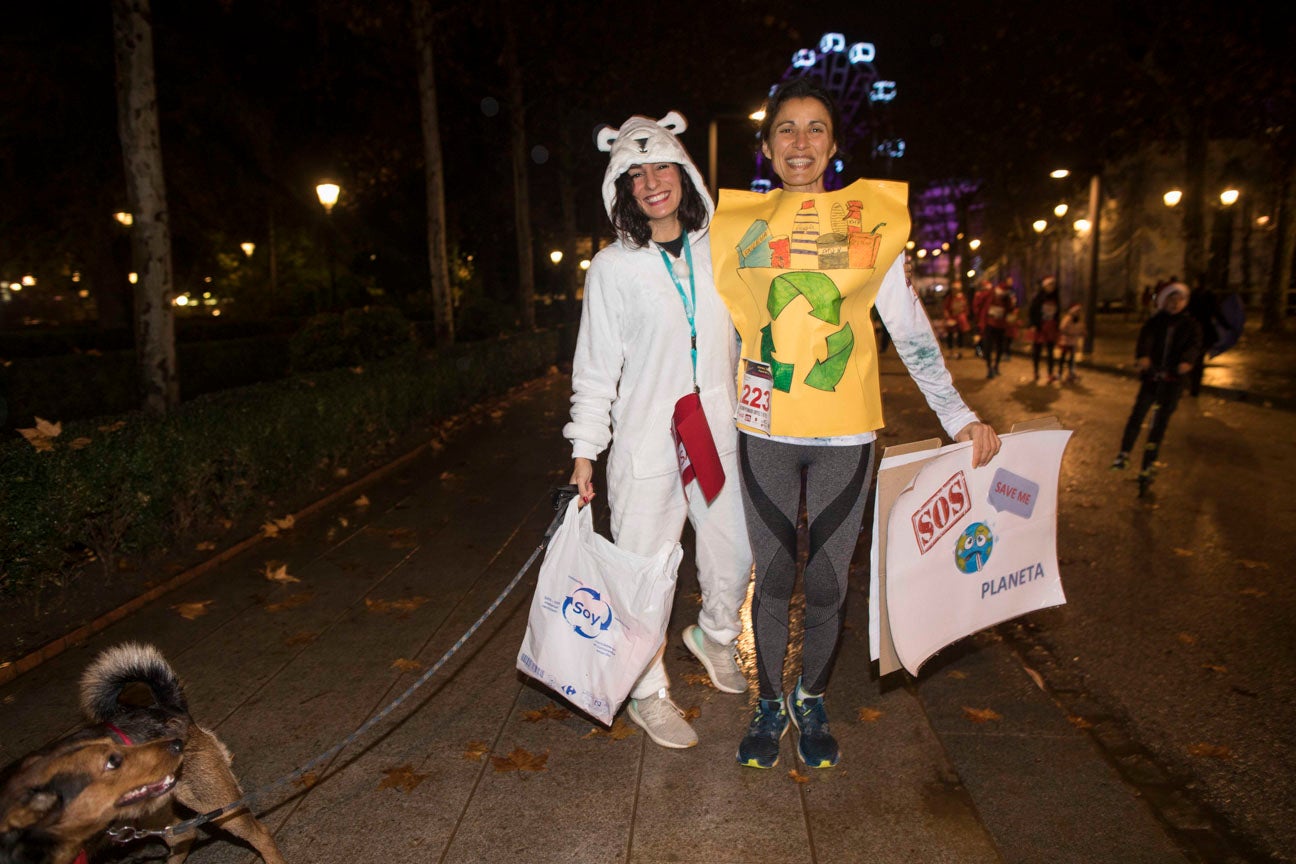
[711,179,910,439]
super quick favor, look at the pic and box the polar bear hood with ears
[595,110,714,240]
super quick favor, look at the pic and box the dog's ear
[0,788,62,831]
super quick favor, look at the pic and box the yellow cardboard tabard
[711,179,910,438]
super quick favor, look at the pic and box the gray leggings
[738,435,875,700]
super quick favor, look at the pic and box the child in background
[1057,304,1086,382]
[1110,283,1202,493]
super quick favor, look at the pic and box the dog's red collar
[104,722,134,745]
[72,849,90,864]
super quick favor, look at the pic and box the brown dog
[0,643,286,864]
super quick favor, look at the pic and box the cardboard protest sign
[870,420,1070,676]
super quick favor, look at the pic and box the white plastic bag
[516,496,682,724]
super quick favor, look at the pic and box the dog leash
[108,485,580,845]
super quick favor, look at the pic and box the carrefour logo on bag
[562,586,613,639]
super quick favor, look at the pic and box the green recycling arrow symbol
[804,322,854,391]
[761,271,854,393]
[760,324,797,392]
[767,272,843,323]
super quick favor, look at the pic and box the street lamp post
[1052,168,1101,354]
[315,181,340,309]
[707,109,765,199]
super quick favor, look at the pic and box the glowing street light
[579,259,591,271]
[968,238,981,251]
[113,211,133,226]
[1219,188,1239,207]
[315,180,340,306]
[1049,169,1071,179]
[315,182,340,214]
[1163,189,1182,207]
[1074,218,1091,234]
[1054,203,1068,218]
[128,272,138,284]
[749,109,766,122]
[549,250,563,265]
[21,275,35,286]
[240,242,256,257]
[1032,220,1048,234]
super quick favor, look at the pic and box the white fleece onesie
[564,113,751,700]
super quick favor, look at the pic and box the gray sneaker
[627,689,698,749]
[682,624,748,694]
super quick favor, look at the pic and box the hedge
[0,328,565,598]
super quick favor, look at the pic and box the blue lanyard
[658,238,698,391]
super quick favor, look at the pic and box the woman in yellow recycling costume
[710,78,1002,769]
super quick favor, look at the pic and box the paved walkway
[1070,313,1295,409]
[0,371,1197,864]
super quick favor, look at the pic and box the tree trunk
[112,0,177,413]
[557,125,581,322]
[412,0,454,347]
[1263,151,1296,331]
[503,16,535,330]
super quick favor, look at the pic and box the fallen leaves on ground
[679,672,711,687]
[98,420,127,433]
[1202,663,1228,674]
[1187,742,1233,759]
[283,631,318,647]
[263,592,313,613]
[962,707,1003,723]
[292,771,319,789]
[681,705,701,721]
[491,747,548,773]
[172,600,212,620]
[521,704,570,722]
[1237,559,1269,570]
[354,495,370,509]
[17,417,61,452]
[335,467,349,479]
[856,707,883,723]
[195,540,216,551]
[788,769,809,784]
[1172,547,1194,557]
[263,562,299,583]
[1068,715,1094,729]
[1239,587,1268,598]
[378,764,429,792]
[69,437,92,450]
[365,596,429,615]
[946,670,968,680]
[583,718,636,741]
[439,471,457,481]
[463,741,490,761]
[261,515,295,538]
[391,658,422,673]
[1177,632,1198,646]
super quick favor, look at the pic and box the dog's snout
[166,738,184,755]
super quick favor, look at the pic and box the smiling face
[761,96,838,194]
[628,162,683,241]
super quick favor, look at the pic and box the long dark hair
[758,77,843,153]
[610,164,709,248]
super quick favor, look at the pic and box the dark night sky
[0,0,1290,302]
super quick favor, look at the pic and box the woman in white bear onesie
[564,112,751,749]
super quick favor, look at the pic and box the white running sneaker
[626,689,698,749]
[682,624,748,694]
